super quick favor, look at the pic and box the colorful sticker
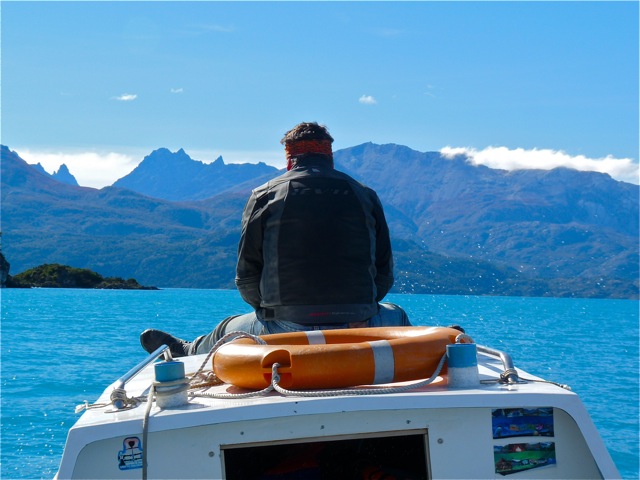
[118,436,143,470]
[494,442,556,476]
[492,408,554,438]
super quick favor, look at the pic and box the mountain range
[113,148,277,201]
[1,144,638,299]
[32,162,79,186]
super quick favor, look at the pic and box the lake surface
[1,289,638,478]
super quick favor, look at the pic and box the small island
[4,262,158,290]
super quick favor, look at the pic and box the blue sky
[2,1,638,187]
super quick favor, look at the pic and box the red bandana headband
[285,139,333,161]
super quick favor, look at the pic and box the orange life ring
[212,326,470,390]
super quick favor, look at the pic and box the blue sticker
[118,436,143,470]
[492,408,554,439]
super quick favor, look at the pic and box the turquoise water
[1,289,638,479]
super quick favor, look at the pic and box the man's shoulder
[331,168,364,185]
[251,171,290,194]
[329,168,380,197]
[252,167,376,196]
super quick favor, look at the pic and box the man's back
[236,157,394,325]
[139,122,409,358]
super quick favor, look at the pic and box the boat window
[222,431,428,479]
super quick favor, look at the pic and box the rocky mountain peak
[52,164,79,186]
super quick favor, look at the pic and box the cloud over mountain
[18,150,140,188]
[441,146,639,185]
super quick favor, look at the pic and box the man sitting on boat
[140,122,411,357]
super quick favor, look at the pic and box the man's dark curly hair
[280,122,334,145]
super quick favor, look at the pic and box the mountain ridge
[333,144,638,278]
[112,147,280,201]
[30,162,79,186]
[1,144,637,298]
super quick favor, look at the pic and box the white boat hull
[56,343,619,479]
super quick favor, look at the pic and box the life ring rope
[213,326,469,391]
[189,350,448,400]
[268,353,448,398]
[188,327,464,399]
[188,331,274,400]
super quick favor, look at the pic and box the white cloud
[114,93,137,101]
[359,95,377,105]
[16,149,140,188]
[440,146,639,185]
[170,88,184,94]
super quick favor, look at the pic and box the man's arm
[235,191,266,310]
[372,192,394,301]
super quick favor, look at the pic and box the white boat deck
[56,347,620,479]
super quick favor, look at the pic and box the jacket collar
[290,155,333,170]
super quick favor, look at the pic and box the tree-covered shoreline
[4,262,158,290]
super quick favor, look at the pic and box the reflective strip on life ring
[212,326,471,390]
[304,331,326,345]
[368,340,394,384]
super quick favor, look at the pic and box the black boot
[140,329,192,357]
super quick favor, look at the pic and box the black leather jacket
[235,156,394,325]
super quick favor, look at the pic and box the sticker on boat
[492,407,555,438]
[494,442,557,476]
[118,436,143,470]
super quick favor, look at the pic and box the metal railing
[112,345,172,410]
[476,344,520,384]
